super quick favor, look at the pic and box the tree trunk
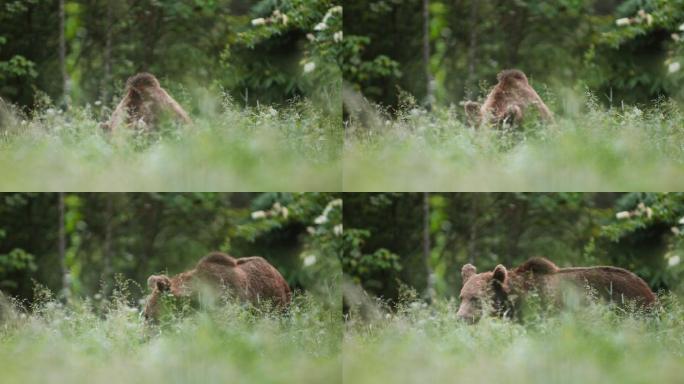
[58,193,70,300]
[422,0,434,109]
[423,192,435,302]
[466,0,479,98]
[102,194,114,296]
[102,1,113,104]
[58,0,70,108]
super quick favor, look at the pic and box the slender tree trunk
[58,193,70,300]
[102,1,113,104]
[102,195,114,296]
[423,192,435,302]
[58,0,70,108]
[422,0,434,108]
[466,0,479,98]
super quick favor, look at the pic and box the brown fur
[104,73,191,132]
[143,252,291,322]
[464,69,553,126]
[457,257,656,323]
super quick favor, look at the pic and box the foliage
[342,193,684,301]
[344,94,684,191]
[0,287,340,384]
[0,193,341,303]
[0,94,341,191]
[344,0,684,106]
[345,294,684,384]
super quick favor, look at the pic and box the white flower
[94,100,102,106]
[314,215,328,224]
[679,23,684,31]
[616,211,631,219]
[678,217,684,225]
[333,31,343,43]
[333,224,343,236]
[616,18,631,27]
[94,293,102,300]
[645,14,653,25]
[303,255,317,267]
[306,33,315,42]
[282,14,288,26]
[668,255,681,267]
[646,207,653,219]
[668,62,681,73]
[672,227,681,235]
[673,33,681,42]
[251,18,266,26]
[314,22,328,31]
[251,210,267,219]
[282,207,289,219]
[303,62,316,73]
[306,226,316,235]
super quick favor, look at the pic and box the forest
[0,0,342,190]
[343,0,684,191]
[0,192,342,383]
[342,192,684,384]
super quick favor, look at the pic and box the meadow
[344,294,684,384]
[0,95,342,191]
[0,286,341,384]
[343,93,684,191]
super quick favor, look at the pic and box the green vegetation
[0,99,340,191]
[344,97,684,191]
[344,295,684,384]
[0,289,340,384]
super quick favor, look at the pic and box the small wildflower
[668,62,681,73]
[646,207,653,219]
[673,33,681,42]
[303,255,317,267]
[616,211,631,220]
[668,255,681,267]
[251,18,266,26]
[94,100,102,106]
[672,227,681,235]
[680,23,684,31]
[314,215,328,224]
[282,14,289,26]
[303,62,316,73]
[251,210,267,219]
[282,207,289,219]
[314,22,328,31]
[306,33,315,42]
[333,224,343,236]
[615,18,631,27]
[307,226,316,235]
[333,31,343,42]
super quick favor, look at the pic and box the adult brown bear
[456,257,656,323]
[143,252,291,322]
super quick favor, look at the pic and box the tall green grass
[0,96,341,191]
[344,294,684,384]
[0,288,341,384]
[344,93,684,191]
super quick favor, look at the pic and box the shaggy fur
[143,252,291,322]
[457,257,656,323]
[104,73,191,132]
[464,69,553,126]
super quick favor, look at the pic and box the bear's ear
[147,275,170,292]
[461,264,477,284]
[492,264,507,284]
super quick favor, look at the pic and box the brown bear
[456,257,656,323]
[143,252,291,322]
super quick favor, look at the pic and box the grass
[344,294,684,384]
[0,94,341,191]
[343,92,684,191]
[0,287,341,384]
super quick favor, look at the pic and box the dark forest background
[0,0,341,110]
[0,193,342,303]
[344,0,684,107]
[343,193,684,302]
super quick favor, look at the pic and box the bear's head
[456,263,513,323]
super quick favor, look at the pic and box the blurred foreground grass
[344,295,684,384]
[0,96,341,191]
[0,289,341,384]
[344,95,684,191]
